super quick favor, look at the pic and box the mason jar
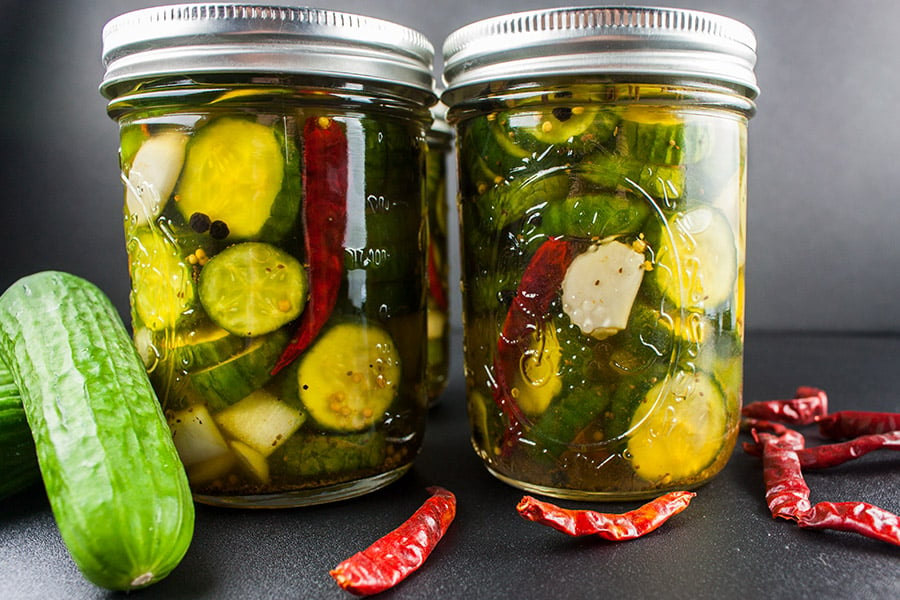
[443,6,758,500]
[425,104,453,405]
[100,4,436,507]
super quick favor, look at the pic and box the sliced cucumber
[199,242,308,338]
[533,191,651,240]
[651,206,738,309]
[511,323,564,420]
[296,322,400,432]
[476,169,569,231]
[615,108,711,165]
[165,325,247,373]
[527,386,613,454]
[625,370,727,483]
[189,329,288,410]
[124,131,189,227]
[214,389,305,457]
[176,117,298,241]
[127,228,195,332]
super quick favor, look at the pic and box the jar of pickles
[100,4,436,507]
[425,104,453,404]
[442,6,758,500]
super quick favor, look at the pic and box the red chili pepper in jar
[493,237,576,447]
[330,486,456,596]
[427,239,449,313]
[272,116,348,375]
[516,491,696,540]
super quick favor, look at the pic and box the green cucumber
[127,227,196,332]
[0,271,194,591]
[526,385,613,455]
[296,322,401,432]
[189,329,289,410]
[199,242,308,337]
[0,358,40,500]
[176,116,301,241]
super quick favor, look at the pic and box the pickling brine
[444,6,757,500]
[115,89,429,506]
[454,85,747,498]
[101,6,437,507]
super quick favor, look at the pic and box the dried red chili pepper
[747,430,900,469]
[427,239,449,312]
[516,491,695,540]
[798,431,900,470]
[330,486,456,596]
[272,116,348,375]
[798,501,900,546]
[493,237,576,448]
[741,386,828,426]
[755,431,812,521]
[741,417,806,451]
[816,410,900,440]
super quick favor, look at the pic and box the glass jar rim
[442,5,758,106]
[100,4,436,103]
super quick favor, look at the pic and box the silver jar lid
[442,6,758,104]
[100,4,436,101]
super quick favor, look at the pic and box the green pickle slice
[297,322,401,432]
[651,206,738,309]
[198,242,308,338]
[624,370,727,484]
[189,329,289,410]
[176,116,297,240]
[128,228,195,332]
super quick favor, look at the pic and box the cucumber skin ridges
[0,271,194,591]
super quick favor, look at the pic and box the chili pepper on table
[492,236,577,449]
[272,116,348,375]
[741,386,828,426]
[797,501,900,546]
[516,491,695,541]
[755,431,812,521]
[746,392,900,546]
[816,410,900,440]
[744,429,900,469]
[330,486,456,596]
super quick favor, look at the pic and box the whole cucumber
[0,271,194,591]
[0,358,40,500]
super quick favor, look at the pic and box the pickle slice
[651,206,738,309]
[199,242,308,338]
[189,329,288,410]
[176,117,292,240]
[128,228,195,332]
[296,322,401,432]
[625,370,726,483]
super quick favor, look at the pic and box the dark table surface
[1,330,899,600]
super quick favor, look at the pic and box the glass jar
[425,104,453,405]
[100,4,436,507]
[442,6,758,500]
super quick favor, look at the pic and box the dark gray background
[1,0,899,334]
